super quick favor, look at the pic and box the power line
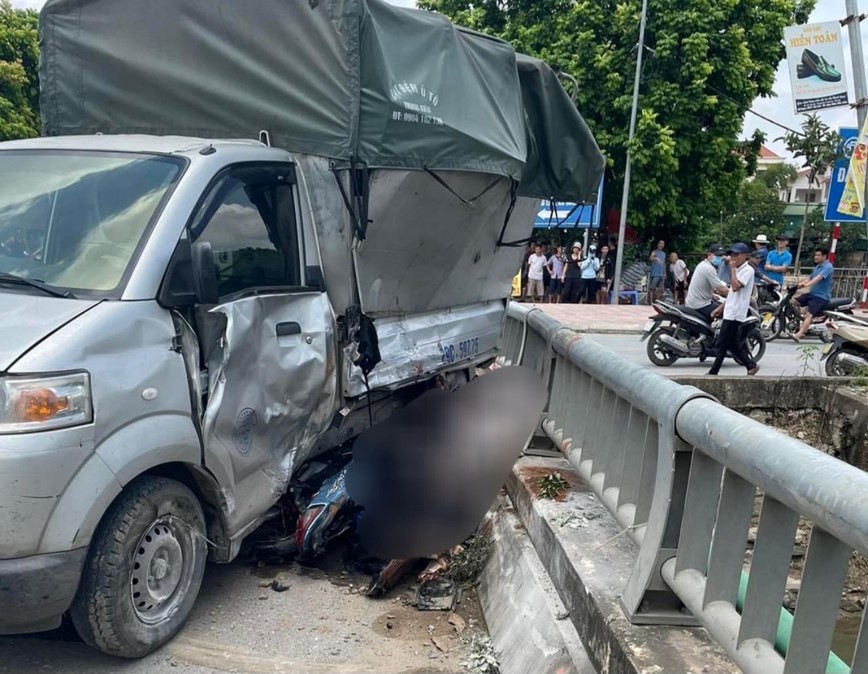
[744,106,803,136]
[705,83,804,136]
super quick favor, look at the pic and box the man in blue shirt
[764,235,793,285]
[792,246,834,342]
[647,239,666,305]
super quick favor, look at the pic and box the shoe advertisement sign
[784,21,849,113]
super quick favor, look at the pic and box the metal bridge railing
[502,301,868,674]
[832,267,867,300]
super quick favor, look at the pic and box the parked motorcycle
[822,321,868,376]
[758,285,855,343]
[641,300,766,367]
[756,278,784,307]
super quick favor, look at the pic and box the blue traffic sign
[825,127,864,223]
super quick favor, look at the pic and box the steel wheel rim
[130,517,198,624]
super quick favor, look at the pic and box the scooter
[641,300,766,367]
[822,320,868,376]
[758,285,855,342]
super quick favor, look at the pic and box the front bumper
[0,548,87,634]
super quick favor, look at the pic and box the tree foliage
[720,180,787,245]
[420,0,815,250]
[777,114,840,271]
[757,162,799,194]
[0,0,39,141]
[778,114,839,187]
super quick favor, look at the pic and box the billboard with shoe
[784,21,849,113]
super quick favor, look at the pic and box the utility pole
[610,0,649,304]
[844,0,868,232]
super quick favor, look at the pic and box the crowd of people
[519,238,618,304]
[519,233,836,342]
[683,235,834,375]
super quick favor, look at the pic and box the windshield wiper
[0,272,77,299]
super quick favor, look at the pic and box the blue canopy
[533,178,604,229]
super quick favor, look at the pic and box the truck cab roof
[0,134,291,162]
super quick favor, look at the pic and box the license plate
[822,343,833,355]
[643,320,655,333]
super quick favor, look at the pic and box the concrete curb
[506,455,738,674]
[478,497,594,674]
[570,327,644,335]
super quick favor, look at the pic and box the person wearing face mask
[685,243,730,319]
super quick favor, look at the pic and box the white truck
[0,0,603,657]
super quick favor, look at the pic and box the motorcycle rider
[708,243,760,376]
[686,243,729,319]
[791,246,834,342]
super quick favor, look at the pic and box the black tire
[758,305,782,341]
[745,328,766,363]
[646,327,680,366]
[70,476,207,658]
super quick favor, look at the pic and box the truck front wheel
[70,476,207,658]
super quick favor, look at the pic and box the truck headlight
[0,373,93,434]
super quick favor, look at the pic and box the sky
[12,0,865,159]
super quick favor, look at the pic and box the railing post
[621,427,699,625]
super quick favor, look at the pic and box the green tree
[720,180,787,245]
[0,1,39,141]
[757,162,799,194]
[420,0,814,252]
[778,114,840,273]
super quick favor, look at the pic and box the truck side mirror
[157,238,196,308]
[191,241,220,305]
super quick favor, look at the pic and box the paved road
[583,332,827,377]
[0,556,480,674]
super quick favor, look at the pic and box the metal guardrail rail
[501,302,868,674]
[832,267,867,301]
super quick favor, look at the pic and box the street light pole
[610,0,649,304]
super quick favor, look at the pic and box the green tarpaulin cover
[39,0,603,202]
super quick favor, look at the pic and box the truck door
[188,163,337,535]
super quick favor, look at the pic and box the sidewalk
[526,303,868,334]
[525,302,652,334]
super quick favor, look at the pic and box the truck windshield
[0,151,184,297]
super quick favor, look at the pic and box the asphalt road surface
[584,332,827,377]
[0,556,482,674]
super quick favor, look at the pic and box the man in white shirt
[707,243,759,376]
[526,244,547,303]
[686,244,729,318]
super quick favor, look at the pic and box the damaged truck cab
[2,0,605,658]
[0,136,509,656]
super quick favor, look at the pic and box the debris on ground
[416,577,458,611]
[418,554,451,582]
[448,612,466,634]
[270,579,290,592]
[432,635,450,652]
[367,558,419,597]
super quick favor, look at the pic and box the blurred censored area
[346,366,546,559]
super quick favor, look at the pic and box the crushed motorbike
[641,300,766,367]
[822,320,868,377]
[758,285,855,343]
